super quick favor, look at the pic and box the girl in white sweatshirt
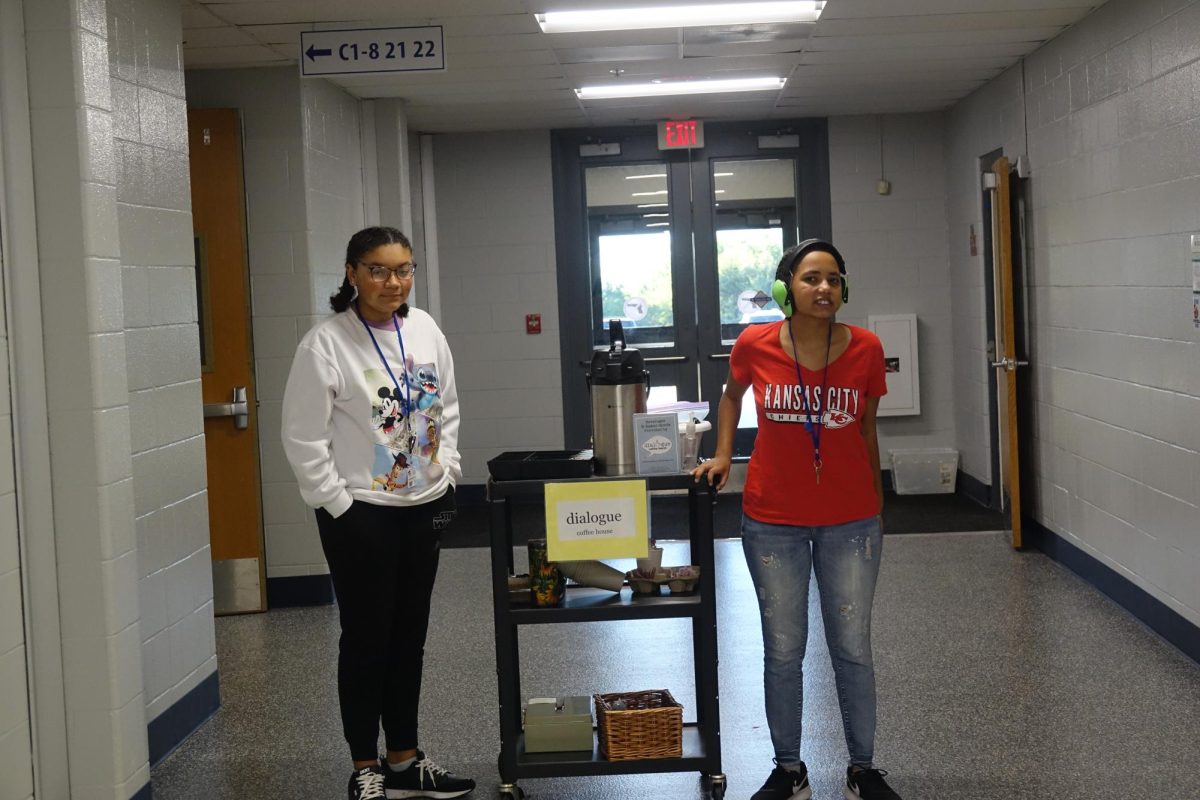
[282,226,475,800]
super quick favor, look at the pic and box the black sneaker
[844,766,903,799]
[751,762,812,800]
[383,750,475,799]
[348,764,386,800]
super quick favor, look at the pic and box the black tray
[488,450,594,481]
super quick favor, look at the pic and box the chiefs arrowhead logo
[822,409,854,429]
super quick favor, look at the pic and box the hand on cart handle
[692,455,730,492]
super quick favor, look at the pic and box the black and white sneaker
[751,761,812,800]
[844,766,903,799]
[348,764,386,800]
[384,750,476,799]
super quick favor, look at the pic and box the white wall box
[890,448,958,494]
[867,313,920,417]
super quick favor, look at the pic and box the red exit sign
[657,119,704,150]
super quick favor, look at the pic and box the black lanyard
[353,303,410,418]
[787,321,833,483]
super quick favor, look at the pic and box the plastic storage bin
[889,448,959,494]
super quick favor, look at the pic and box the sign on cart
[544,480,649,562]
[300,26,445,77]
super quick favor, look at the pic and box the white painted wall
[112,0,216,729]
[254,78,367,579]
[0,245,33,800]
[828,113,956,460]
[948,0,1200,625]
[299,77,366,322]
[432,131,564,484]
[23,0,151,794]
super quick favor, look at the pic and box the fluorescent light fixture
[536,1,824,33]
[632,190,669,196]
[646,222,670,227]
[637,203,668,208]
[713,172,734,177]
[714,189,726,194]
[578,77,785,100]
[626,173,668,180]
[642,213,670,217]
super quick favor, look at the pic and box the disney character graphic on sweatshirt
[366,359,443,494]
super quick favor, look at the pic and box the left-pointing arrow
[305,44,332,61]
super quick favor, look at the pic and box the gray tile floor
[152,532,1200,799]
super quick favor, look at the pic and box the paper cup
[558,560,625,592]
[635,545,663,577]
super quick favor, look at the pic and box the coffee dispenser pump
[587,319,649,476]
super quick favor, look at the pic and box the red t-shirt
[730,322,887,526]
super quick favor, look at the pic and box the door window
[713,159,795,343]
[586,164,675,347]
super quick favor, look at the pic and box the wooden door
[989,156,1026,548]
[188,108,265,613]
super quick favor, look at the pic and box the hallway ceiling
[182,0,1102,132]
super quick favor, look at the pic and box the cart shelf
[508,587,703,624]
[512,725,713,778]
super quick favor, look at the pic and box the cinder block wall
[113,0,216,736]
[948,0,1200,625]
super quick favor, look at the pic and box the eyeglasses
[360,262,417,282]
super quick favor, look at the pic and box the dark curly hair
[329,226,413,312]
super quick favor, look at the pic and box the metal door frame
[552,120,832,452]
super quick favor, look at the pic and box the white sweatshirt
[281,307,461,518]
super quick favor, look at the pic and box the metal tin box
[524,696,594,753]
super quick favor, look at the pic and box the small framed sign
[633,412,680,475]
[545,480,649,562]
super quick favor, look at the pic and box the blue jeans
[741,514,884,768]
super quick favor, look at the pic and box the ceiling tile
[554,45,680,63]
[807,27,1065,50]
[800,41,1031,62]
[820,1,1098,18]
[182,2,227,29]
[814,8,1090,34]
[182,25,260,48]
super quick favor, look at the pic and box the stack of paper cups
[557,560,625,592]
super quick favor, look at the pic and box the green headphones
[771,239,849,317]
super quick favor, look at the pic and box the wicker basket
[594,689,683,761]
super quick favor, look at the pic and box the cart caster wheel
[498,782,525,799]
[706,773,727,799]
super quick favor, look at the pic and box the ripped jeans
[741,513,884,768]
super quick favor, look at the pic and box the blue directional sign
[300,26,445,77]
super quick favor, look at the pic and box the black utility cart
[488,472,726,799]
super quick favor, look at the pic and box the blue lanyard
[787,321,833,480]
[353,303,410,417]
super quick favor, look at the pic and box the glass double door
[553,120,832,457]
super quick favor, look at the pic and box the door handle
[990,358,1029,372]
[204,386,249,430]
[644,355,688,364]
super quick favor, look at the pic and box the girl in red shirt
[694,240,903,800]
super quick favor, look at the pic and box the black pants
[316,490,455,761]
